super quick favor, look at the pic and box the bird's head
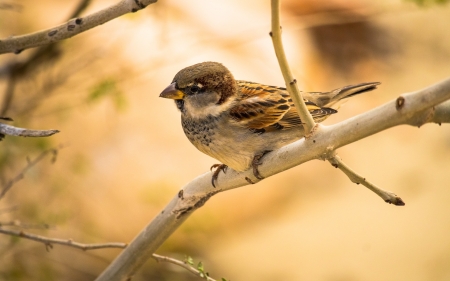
[160,62,238,117]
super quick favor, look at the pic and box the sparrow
[160,62,379,187]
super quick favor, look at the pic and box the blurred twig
[0,146,61,200]
[0,228,127,251]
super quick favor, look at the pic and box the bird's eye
[190,85,200,94]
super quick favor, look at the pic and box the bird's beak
[159,83,184,100]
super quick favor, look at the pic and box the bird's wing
[230,81,336,132]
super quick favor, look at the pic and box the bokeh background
[1,0,450,280]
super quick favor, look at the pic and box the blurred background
[1,0,450,280]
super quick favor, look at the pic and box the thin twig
[152,254,217,281]
[0,147,60,200]
[270,0,316,134]
[328,155,405,206]
[0,122,59,139]
[0,228,127,251]
[0,0,158,54]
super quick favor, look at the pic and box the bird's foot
[251,150,272,180]
[210,164,227,188]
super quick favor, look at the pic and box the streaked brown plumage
[160,62,379,186]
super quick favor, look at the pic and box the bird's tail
[303,82,380,108]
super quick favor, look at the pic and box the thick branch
[0,0,157,55]
[270,0,316,133]
[0,122,59,139]
[0,228,127,251]
[96,78,450,281]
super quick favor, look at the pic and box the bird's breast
[181,115,218,148]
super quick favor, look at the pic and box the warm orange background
[1,0,450,280]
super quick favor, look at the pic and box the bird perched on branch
[160,62,379,187]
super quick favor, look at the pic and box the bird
[160,62,379,187]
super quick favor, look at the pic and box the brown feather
[230,81,337,131]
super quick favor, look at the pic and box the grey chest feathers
[181,115,219,147]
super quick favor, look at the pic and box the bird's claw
[210,164,227,188]
[251,150,271,180]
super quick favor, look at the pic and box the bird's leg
[251,150,272,180]
[210,164,228,188]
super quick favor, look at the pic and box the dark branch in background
[0,228,127,251]
[0,146,62,200]
[68,0,92,19]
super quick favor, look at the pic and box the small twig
[0,147,61,200]
[328,155,405,206]
[0,122,59,139]
[270,0,316,134]
[152,254,217,281]
[0,228,127,251]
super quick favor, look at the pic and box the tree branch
[270,0,316,133]
[0,0,157,55]
[96,78,450,281]
[0,228,127,251]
